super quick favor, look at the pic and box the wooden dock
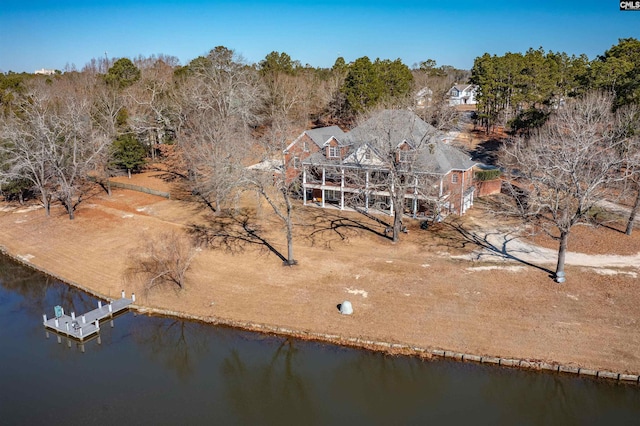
[43,291,134,341]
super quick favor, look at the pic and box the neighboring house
[415,87,433,109]
[448,84,477,106]
[34,68,56,75]
[283,110,477,217]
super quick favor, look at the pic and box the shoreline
[4,245,639,386]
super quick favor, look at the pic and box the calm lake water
[0,255,639,426]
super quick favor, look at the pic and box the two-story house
[284,110,476,218]
[448,84,478,106]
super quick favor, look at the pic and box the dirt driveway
[1,172,639,377]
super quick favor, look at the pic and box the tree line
[471,38,640,134]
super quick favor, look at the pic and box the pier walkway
[43,291,134,340]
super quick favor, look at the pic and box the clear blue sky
[1,0,638,73]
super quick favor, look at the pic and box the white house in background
[34,68,56,75]
[448,84,478,106]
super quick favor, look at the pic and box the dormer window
[328,146,340,158]
[365,149,372,160]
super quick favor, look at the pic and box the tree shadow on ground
[299,207,393,248]
[188,211,290,264]
[469,137,505,166]
[444,221,555,275]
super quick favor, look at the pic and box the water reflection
[134,318,212,381]
[221,338,316,424]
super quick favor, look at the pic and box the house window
[328,146,340,158]
[451,89,459,97]
[303,140,309,152]
[293,156,300,169]
[451,173,459,184]
[399,150,411,163]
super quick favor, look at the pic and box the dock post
[55,318,59,328]
[132,293,136,302]
[65,322,69,331]
[110,319,114,328]
[79,327,83,338]
[98,301,102,309]
[95,319,100,331]
[80,344,85,353]
[98,335,102,345]
[71,312,75,320]
[43,314,47,324]
[121,290,125,298]
[82,315,86,324]
[108,303,113,313]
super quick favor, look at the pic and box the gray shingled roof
[301,110,475,174]
[304,125,345,149]
[343,110,439,147]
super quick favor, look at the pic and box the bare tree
[49,74,110,219]
[245,65,317,265]
[125,58,180,159]
[244,116,298,265]
[0,75,110,219]
[0,83,56,215]
[177,47,264,215]
[500,92,627,282]
[125,230,197,291]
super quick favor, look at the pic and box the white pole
[98,301,102,309]
[121,290,125,298]
[79,327,83,338]
[82,315,86,324]
[132,293,136,302]
[55,318,59,328]
[108,303,113,313]
[43,314,47,324]
[66,322,69,331]
[71,312,75,320]
[303,168,307,206]
[95,320,100,330]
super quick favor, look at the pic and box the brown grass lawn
[1,168,639,376]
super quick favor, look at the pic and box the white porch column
[413,176,418,218]
[389,181,394,216]
[340,168,345,210]
[321,167,326,208]
[303,167,307,206]
[460,171,465,214]
[365,171,370,211]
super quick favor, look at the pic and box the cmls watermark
[620,1,640,10]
